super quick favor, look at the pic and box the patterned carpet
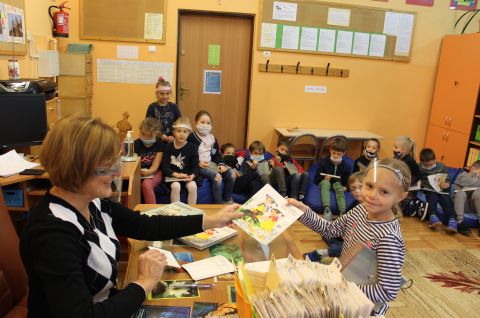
[388,249,480,317]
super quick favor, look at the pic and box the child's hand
[161,134,169,142]
[218,165,228,173]
[173,172,188,179]
[440,182,450,190]
[342,187,347,192]
[200,161,209,168]
[268,159,275,167]
[186,174,195,182]
[167,136,175,143]
[140,168,150,177]
[324,175,331,181]
[275,155,282,162]
[202,204,243,229]
[286,198,308,213]
[252,160,258,169]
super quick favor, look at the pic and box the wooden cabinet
[425,33,480,168]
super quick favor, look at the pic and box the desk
[124,204,303,309]
[0,158,141,212]
[275,128,383,158]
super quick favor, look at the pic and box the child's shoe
[298,194,305,202]
[457,222,471,236]
[428,214,442,229]
[446,218,458,234]
[323,207,333,221]
[419,202,429,221]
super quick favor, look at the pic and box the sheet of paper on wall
[335,30,353,54]
[208,44,221,66]
[0,3,5,42]
[369,34,387,57]
[272,1,297,21]
[299,27,318,51]
[4,4,25,44]
[352,32,370,56]
[203,70,222,94]
[281,25,300,50]
[327,8,351,27]
[383,12,400,35]
[394,13,414,56]
[395,35,412,56]
[260,23,277,48]
[317,29,336,53]
[117,45,139,59]
[144,13,163,40]
[304,85,327,94]
[97,59,173,85]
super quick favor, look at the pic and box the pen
[171,283,215,289]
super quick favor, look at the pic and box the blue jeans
[287,172,309,198]
[425,192,456,221]
[199,167,235,203]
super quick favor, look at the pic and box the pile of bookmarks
[240,256,376,318]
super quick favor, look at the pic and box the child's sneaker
[446,218,458,233]
[323,207,333,221]
[428,214,442,229]
[419,202,429,221]
[298,194,305,201]
[457,222,472,236]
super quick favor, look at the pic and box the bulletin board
[0,0,27,56]
[80,0,167,44]
[259,0,417,62]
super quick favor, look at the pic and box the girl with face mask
[353,138,381,173]
[134,118,165,204]
[187,110,235,203]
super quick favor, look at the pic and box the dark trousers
[287,172,309,198]
[233,170,263,196]
[425,192,456,221]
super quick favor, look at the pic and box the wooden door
[177,13,253,148]
[443,129,469,168]
[424,123,446,161]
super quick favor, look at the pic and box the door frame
[176,10,255,148]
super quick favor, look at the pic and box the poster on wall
[0,3,5,42]
[4,3,25,44]
[203,70,222,94]
[406,0,434,6]
[450,0,478,10]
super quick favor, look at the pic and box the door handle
[179,81,190,97]
[444,116,448,126]
[448,116,452,127]
[445,132,449,142]
[442,132,446,141]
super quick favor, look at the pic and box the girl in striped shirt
[289,158,410,316]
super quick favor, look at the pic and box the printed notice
[327,8,351,27]
[318,29,336,53]
[335,30,353,54]
[395,35,412,56]
[352,32,370,56]
[300,27,318,51]
[144,13,163,40]
[305,85,327,94]
[117,45,139,59]
[281,25,300,50]
[272,1,297,21]
[260,23,277,48]
[383,12,400,35]
[97,59,173,84]
[368,34,387,57]
[204,70,222,94]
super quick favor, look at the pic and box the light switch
[148,45,156,53]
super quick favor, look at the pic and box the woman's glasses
[93,159,123,177]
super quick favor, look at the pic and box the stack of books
[466,147,480,167]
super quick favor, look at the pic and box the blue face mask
[251,155,265,162]
[141,137,156,146]
[421,163,437,171]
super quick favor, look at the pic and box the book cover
[284,161,298,175]
[142,201,204,216]
[255,161,271,176]
[427,173,448,193]
[178,226,238,250]
[232,184,304,246]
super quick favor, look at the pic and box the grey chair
[287,133,319,166]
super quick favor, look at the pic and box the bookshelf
[465,95,480,168]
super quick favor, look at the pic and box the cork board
[80,0,166,44]
[259,0,416,62]
[0,0,26,56]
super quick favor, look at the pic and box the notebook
[177,226,238,250]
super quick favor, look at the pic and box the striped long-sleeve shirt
[299,203,405,315]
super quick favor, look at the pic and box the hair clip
[158,76,164,81]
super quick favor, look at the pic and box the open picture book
[233,184,304,245]
[409,173,449,194]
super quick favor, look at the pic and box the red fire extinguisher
[49,1,70,37]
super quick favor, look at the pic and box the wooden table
[0,158,141,213]
[124,204,303,309]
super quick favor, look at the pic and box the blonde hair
[365,158,411,217]
[140,117,161,134]
[349,171,364,186]
[172,116,192,132]
[40,113,120,193]
[395,136,416,157]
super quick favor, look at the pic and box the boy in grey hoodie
[454,160,480,236]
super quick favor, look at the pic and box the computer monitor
[0,94,48,149]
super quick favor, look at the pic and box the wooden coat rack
[259,61,349,77]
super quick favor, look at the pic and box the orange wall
[2,0,480,158]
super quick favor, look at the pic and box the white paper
[4,4,25,44]
[0,3,5,42]
[97,59,173,85]
[305,85,327,94]
[369,34,387,57]
[352,32,370,56]
[299,27,318,51]
[116,46,139,59]
[144,13,163,40]
[260,23,277,48]
[182,255,236,281]
[0,150,39,177]
[327,8,351,27]
[395,35,412,56]
[397,13,414,36]
[245,258,288,273]
[427,173,448,193]
[335,30,353,54]
[383,12,400,35]
[272,1,297,21]
[318,29,336,53]
[281,25,300,50]
[147,246,181,268]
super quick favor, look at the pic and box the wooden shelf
[27,189,48,196]
[8,206,29,212]
[470,141,480,147]
[475,115,480,119]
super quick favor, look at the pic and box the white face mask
[365,149,376,159]
[330,156,342,164]
[196,123,212,135]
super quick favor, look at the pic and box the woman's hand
[287,198,309,213]
[203,204,243,229]
[135,249,167,295]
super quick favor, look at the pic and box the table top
[276,127,383,140]
[124,204,303,310]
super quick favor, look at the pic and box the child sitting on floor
[453,160,480,236]
[353,138,380,173]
